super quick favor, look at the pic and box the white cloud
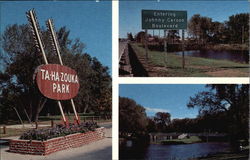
[145,107,170,113]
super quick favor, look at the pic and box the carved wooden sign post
[26,9,80,126]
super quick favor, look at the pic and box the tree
[127,32,134,41]
[188,13,249,44]
[154,112,171,132]
[146,117,157,133]
[209,21,226,43]
[226,13,249,43]
[135,31,146,43]
[188,14,212,44]
[119,97,148,137]
[187,84,249,145]
[188,14,202,43]
[0,24,112,123]
[0,24,48,122]
[167,30,180,43]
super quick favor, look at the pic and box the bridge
[149,132,228,143]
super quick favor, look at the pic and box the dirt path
[0,123,112,160]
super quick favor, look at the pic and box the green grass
[0,127,42,138]
[161,136,202,145]
[131,43,249,77]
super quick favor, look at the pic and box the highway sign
[142,10,187,30]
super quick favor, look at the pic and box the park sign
[141,10,187,30]
[35,64,80,100]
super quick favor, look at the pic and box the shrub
[20,122,99,141]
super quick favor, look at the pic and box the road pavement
[0,122,112,160]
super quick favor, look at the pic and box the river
[174,50,248,63]
[120,141,231,160]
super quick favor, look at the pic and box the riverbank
[130,43,249,77]
[146,43,248,52]
[202,44,248,51]
[193,149,249,160]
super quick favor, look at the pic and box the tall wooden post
[13,107,24,128]
[26,10,67,125]
[3,126,6,134]
[182,30,185,69]
[51,119,54,127]
[47,19,80,125]
[24,109,33,126]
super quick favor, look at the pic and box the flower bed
[9,122,105,155]
[19,122,98,141]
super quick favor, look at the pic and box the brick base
[9,127,105,155]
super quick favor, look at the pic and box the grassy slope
[131,43,249,77]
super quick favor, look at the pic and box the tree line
[0,24,112,123]
[188,13,249,44]
[119,84,249,145]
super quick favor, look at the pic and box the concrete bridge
[149,132,228,143]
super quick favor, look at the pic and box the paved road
[0,122,112,160]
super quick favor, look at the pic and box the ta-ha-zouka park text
[39,69,79,94]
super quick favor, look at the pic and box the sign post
[26,9,81,126]
[182,30,185,69]
[164,29,167,67]
[141,10,187,69]
[26,9,68,125]
[145,29,149,60]
[47,19,80,124]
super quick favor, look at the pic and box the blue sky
[119,84,210,119]
[119,0,249,38]
[0,1,112,73]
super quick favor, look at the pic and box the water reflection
[120,142,231,160]
[175,50,249,63]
